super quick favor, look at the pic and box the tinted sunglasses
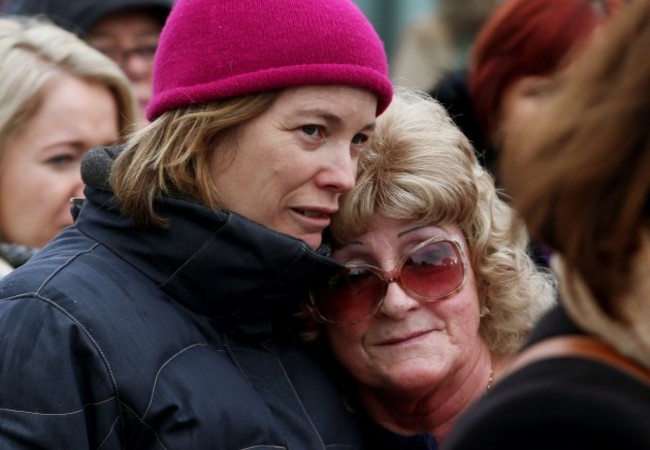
[309,237,467,324]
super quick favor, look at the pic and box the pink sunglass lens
[401,242,464,298]
[314,268,383,323]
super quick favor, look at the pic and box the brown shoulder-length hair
[110,91,279,228]
[501,0,650,315]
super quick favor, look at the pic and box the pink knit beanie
[146,0,392,120]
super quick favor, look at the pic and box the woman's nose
[316,144,357,193]
[378,281,421,319]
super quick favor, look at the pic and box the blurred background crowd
[0,0,493,93]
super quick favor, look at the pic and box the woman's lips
[377,329,433,346]
[291,207,334,230]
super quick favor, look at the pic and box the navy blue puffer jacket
[0,149,363,449]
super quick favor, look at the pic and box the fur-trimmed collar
[0,242,39,268]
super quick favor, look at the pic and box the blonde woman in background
[0,16,135,277]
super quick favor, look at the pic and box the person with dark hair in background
[444,1,650,448]
[305,88,555,449]
[0,0,392,447]
[0,16,135,278]
[6,0,174,129]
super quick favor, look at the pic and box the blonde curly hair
[325,87,556,354]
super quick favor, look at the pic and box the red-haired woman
[430,0,622,267]
[432,0,622,180]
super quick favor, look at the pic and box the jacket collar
[76,184,340,335]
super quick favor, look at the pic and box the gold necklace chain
[485,368,494,393]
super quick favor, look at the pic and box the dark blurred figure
[6,0,174,129]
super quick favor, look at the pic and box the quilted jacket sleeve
[0,295,120,449]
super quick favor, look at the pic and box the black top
[443,304,650,450]
[362,416,439,450]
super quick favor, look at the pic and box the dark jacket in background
[4,0,173,35]
[429,69,497,177]
[443,304,650,450]
[0,148,363,449]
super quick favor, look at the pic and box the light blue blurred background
[352,0,437,62]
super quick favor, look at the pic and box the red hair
[469,0,622,137]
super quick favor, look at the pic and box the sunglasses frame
[309,236,468,324]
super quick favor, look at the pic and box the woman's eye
[344,266,376,285]
[45,154,76,170]
[351,133,369,145]
[301,124,323,138]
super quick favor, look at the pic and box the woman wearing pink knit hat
[0,0,392,448]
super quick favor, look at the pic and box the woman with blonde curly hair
[307,88,556,448]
